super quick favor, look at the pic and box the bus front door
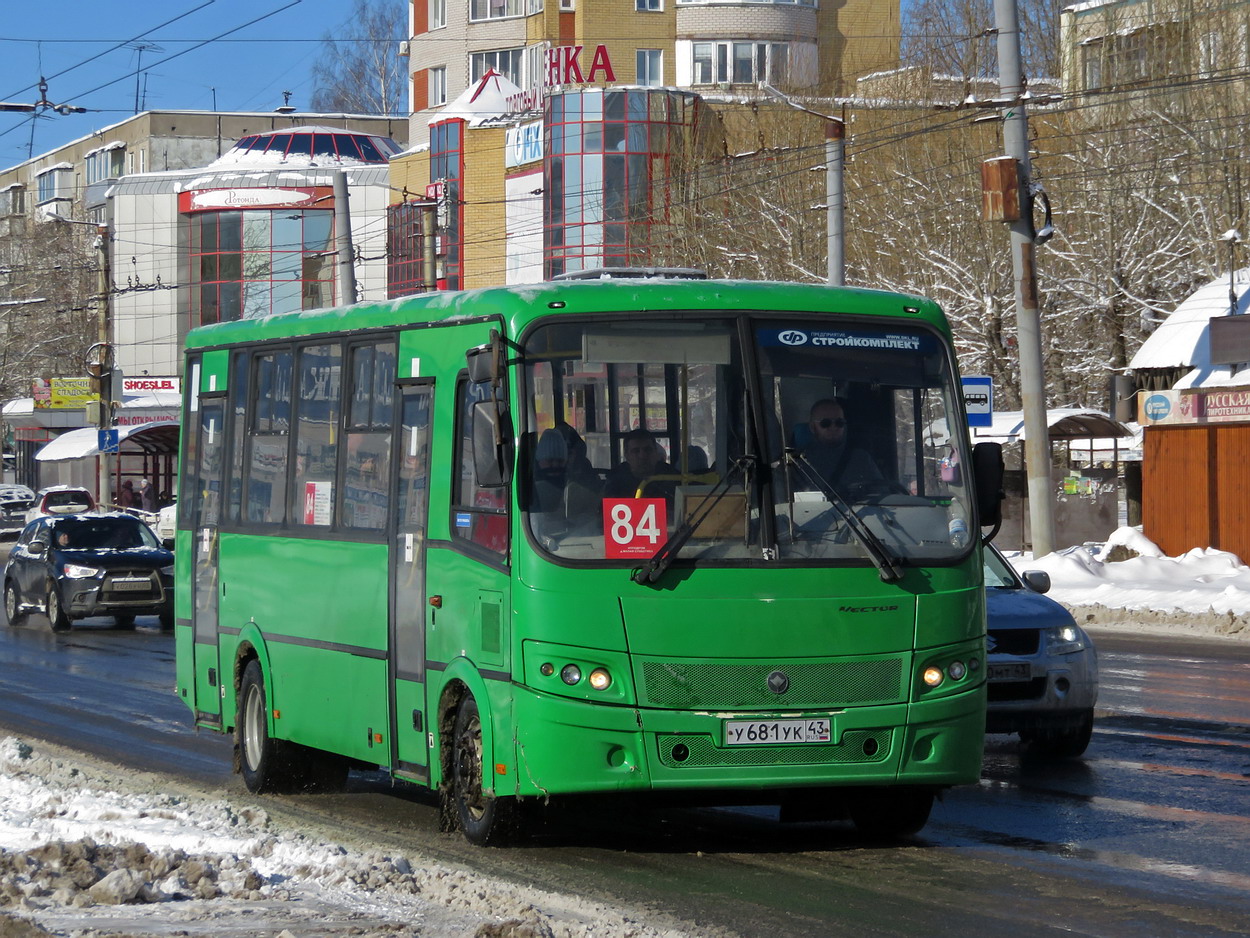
[190,397,224,724]
[389,384,433,779]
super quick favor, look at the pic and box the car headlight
[62,563,102,579]
[160,565,175,576]
[1047,624,1087,655]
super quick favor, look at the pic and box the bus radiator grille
[654,730,893,768]
[639,658,905,709]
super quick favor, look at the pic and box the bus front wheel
[848,787,934,838]
[450,695,519,846]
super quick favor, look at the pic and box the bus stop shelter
[970,408,1138,552]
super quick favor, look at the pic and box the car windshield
[53,518,159,550]
[520,314,973,567]
[983,547,1020,588]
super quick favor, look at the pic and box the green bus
[174,274,1003,844]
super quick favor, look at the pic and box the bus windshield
[520,314,973,567]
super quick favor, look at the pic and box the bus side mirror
[467,330,505,385]
[472,400,512,488]
[972,441,1004,527]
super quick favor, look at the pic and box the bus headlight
[922,666,944,687]
[947,660,967,681]
[560,664,582,685]
[588,668,612,691]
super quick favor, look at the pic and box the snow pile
[1013,526,1250,635]
[0,738,705,938]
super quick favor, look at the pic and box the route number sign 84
[602,498,668,559]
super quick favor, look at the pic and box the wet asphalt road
[2,542,1250,936]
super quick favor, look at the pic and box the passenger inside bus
[797,398,882,491]
[530,428,601,536]
[603,429,676,499]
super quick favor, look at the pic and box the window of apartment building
[430,0,446,28]
[469,0,524,21]
[85,146,125,184]
[636,0,662,10]
[35,167,71,204]
[471,48,524,85]
[430,67,448,106]
[0,186,24,216]
[560,0,574,8]
[637,50,663,86]
[526,0,543,13]
[691,41,789,86]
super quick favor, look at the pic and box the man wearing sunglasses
[801,398,882,490]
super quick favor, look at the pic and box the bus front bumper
[507,685,985,798]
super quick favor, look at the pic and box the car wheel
[45,584,71,633]
[848,787,934,839]
[4,580,25,626]
[158,612,174,630]
[1027,709,1094,759]
[113,614,135,629]
[449,695,520,846]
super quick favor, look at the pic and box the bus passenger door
[389,383,433,778]
[191,397,225,723]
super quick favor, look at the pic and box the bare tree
[309,0,405,115]
[0,215,99,406]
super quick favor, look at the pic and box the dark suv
[4,513,174,631]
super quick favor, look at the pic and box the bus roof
[183,279,949,350]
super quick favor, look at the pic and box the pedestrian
[139,478,156,513]
[117,480,136,509]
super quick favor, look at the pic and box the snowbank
[0,737,709,938]
[1007,526,1250,638]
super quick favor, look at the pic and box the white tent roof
[969,408,1135,443]
[35,420,179,462]
[1129,269,1250,371]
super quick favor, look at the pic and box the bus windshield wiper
[632,455,755,586]
[784,450,903,583]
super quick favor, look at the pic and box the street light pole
[993,0,1056,557]
[1222,228,1241,315]
[760,84,845,286]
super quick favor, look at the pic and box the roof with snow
[207,126,401,169]
[431,70,523,127]
[1129,269,1250,372]
[969,408,1135,443]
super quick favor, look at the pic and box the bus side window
[451,375,508,558]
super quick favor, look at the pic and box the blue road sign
[962,376,993,428]
[98,429,119,454]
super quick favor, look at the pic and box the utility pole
[93,224,113,504]
[993,0,1055,557]
[826,118,844,286]
[333,170,357,305]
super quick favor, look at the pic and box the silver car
[984,544,1099,758]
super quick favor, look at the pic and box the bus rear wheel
[848,787,934,839]
[237,660,348,794]
[450,695,519,846]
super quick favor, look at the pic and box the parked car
[155,501,176,548]
[0,484,35,535]
[24,485,97,524]
[984,543,1099,758]
[3,513,174,631]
